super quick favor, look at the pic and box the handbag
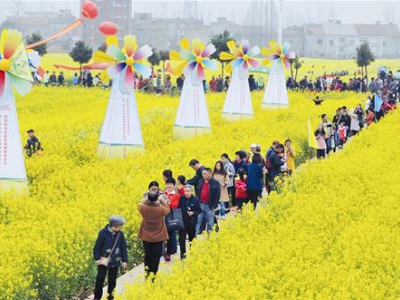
[165,208,184,231]
[99,232,120,267]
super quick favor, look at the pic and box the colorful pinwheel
[220,40,260,73]
[261,40,295,70]
[94,35,153,87]
[0,29,32,97]
[170,38,217,80]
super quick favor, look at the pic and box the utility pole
[277,0,283,44]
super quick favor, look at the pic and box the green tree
[356,42,375,85]
[25,32,47,56]
[147,49,161,69]
[69,41,92,71]
[209,30,234,83]
[289,56,302,81]
[159,50,170,82]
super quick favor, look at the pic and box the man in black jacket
[187,159,205,195]
[195,168,221,234]
[268,144,285,192]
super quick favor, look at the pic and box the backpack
[235,179,247,199]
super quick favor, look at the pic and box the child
[235,168,247,211]
[337,122,347,147]
[366,109,375,126]
[163,177,180,262]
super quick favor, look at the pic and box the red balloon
[99,21,119,36]
[82,0,98,20]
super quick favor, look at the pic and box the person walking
[93,216,128,300]
[246,153,264,209]
[212,161,229,219]
[235,168,247,211]
[233,150,248,174]
[179,185,202,246]
[314,124,327,158]
[220,153,235,210]
[321,114,334,154]
[187,159,206,194]
[163,178,182,262]
[284,139,296,175]
[195,168,221,234]
[268,144,285,192]
[138,191,170,279]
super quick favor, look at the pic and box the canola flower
[1,85,363,299]
[120,107,400,300]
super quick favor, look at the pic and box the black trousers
[94,266,119,300]
[247,190,260,209]
[317,149,326,159]
[228,186,236,206]
[167,230,186,255]
[185,224,196,243]
[143,241,163,277]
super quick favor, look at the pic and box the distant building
[3,10,76,52]
[286,20,400,59]
[80,0,132,49]
[131,14,276,51]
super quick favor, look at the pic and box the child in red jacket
[164,177,180,261]
[235,168,247,211]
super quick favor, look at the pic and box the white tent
[262,59,289,109]
[0,75,28,194]
[98,73,144,158]
[173,73,211,139]
[222,67,254,121]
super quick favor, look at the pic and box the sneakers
[221,216,226,220]
[180,253,186,260]
[165,254,171,262]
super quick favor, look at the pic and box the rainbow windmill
[220,40,260,121]
[261,40,296,108]
[94,35,153,158]
[170,38,217,139]
[0,29,33,194]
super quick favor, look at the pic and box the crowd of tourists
[39,70,107,88]
[90,88,397,299]
[289,69,400,95]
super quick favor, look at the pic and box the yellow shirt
[285,147,296,171]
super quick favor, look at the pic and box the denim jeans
[196,203,215,235]
[219,202,226,217]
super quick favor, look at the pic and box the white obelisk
[0,75,28,194]
[262,0,289,109]
[173,71,211,139]
[98,72,144,158]
[222,67,253,121]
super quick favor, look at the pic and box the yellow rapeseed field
[0,84,365,299]
[121,104,400,299]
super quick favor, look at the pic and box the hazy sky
[1,0,399,26]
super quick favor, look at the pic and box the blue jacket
[93,226,128,268]
[179,195,202,226]
[246,163,264,192]
[234,160,248,174]
[196,178,221,210]
[269,151,284,182]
